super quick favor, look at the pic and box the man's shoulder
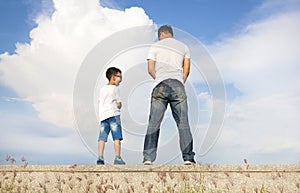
[158,38,188,48]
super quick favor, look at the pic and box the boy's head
[106,67,122,85]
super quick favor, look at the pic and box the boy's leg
[114,139,121,157]
[110,116,125,164]
[97,120,109,164]
[98,140,105,158]
[113,139,125,164]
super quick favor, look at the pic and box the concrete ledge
[0,164,299,172]
[1,165,299,192]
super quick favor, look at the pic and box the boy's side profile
[97,67,125,165]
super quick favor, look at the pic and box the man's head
[106,67,122,85]
[158,25,173,40]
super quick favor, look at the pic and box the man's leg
[169,80,195,161]
[143,84,168,162]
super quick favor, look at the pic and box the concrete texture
[0,164,299,192]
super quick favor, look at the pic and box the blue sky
[0,0,299,165]
[0,0,262,54]
[104,0,263,42]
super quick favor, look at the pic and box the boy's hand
[117,102,122,109]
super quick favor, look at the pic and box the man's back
[147,38,190,84]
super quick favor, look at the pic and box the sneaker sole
[114,162,125,165]
[184,161,195,165]
[143,161,152,165]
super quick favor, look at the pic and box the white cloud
[258,0,300,15]
[224,95,300,151]
[0,0,153,129]
[197,92,209,99]
[0,111,93,164]
[209,3,300,162]
[1,0,299,164]
[211,11,300,96]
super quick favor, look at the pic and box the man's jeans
[143,79,195,162]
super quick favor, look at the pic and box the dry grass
[0,156,299,193]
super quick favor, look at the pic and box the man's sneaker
[184,159,196,165]
[114,156,125,165]
[96,157,104,165]
[143,160,153,165]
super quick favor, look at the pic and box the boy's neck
[107,81,117,86]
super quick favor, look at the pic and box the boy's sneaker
[143,160,153,165]
[184,159,196,165]
[114,156,125,165]
[96,157,104,165]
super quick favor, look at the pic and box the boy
[97,67,125,165]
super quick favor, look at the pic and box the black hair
[158,25,173,39]
[106,67,121,81]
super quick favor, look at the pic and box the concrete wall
[0,165,299,192]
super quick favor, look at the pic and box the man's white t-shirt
[98,85,121,122]
[147,37,190,85]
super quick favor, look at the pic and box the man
[143,25,196,165]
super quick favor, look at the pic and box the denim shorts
[98,115,123,142]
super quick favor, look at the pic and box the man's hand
[148,59,156,79]
[183,58,190,83]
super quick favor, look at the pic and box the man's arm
[148,59,156,79]
[183,58,190,83]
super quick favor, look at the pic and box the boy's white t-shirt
[98,84,121,122]
[147,37,190,85]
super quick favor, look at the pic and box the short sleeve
[184,45,191,59]
[147,45,156,61]
[115,86,121,102]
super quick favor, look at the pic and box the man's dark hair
[106,67,121,81]
[158,25,173,38]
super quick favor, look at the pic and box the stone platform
[0,164,299,192]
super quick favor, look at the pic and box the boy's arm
[148,59,156,79]
[115,87,122,109]
[183,58,190,83]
